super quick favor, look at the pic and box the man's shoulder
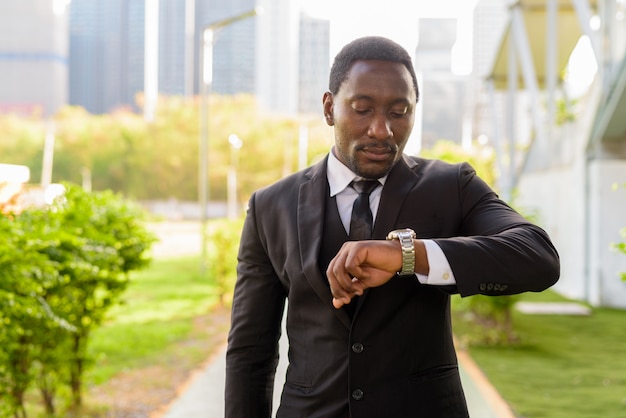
[403,155,474,176]
[254,157,327,199]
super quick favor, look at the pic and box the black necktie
[349,180,380,240]
[343,179,380,318]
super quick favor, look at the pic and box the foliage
[0,95,333,204]
[555,97,579,125]
[0,205,62,418]
[615,228,626,282]
[419,139,496,189]
[0,184,156,417]
[206,218,244,306]
[453,294,520,346]
[0,113,46,183]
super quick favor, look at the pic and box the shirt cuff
[415,240,456,285]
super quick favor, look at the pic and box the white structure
[476,0,626,308]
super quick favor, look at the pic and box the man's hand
[326,240,404,308]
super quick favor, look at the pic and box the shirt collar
[327,147,387,197]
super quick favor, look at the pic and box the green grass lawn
[86,255,227,385]
[453,291,626,418]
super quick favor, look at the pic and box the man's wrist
[386,229,416,276]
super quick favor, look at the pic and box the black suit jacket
[225,155,559,418]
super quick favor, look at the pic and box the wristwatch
[386,228,416,276]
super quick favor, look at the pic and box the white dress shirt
[327,151,456,286]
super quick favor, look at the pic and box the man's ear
[322,91,334,126]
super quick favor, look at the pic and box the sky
[301,0,479,74]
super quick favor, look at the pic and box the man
[225,36,559,417]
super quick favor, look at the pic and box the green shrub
[0,184,156,416]
[207,218,244,306]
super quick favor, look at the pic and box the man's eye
[354,108,370,114]
[391,109,408,118]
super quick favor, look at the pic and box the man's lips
[359,145,396,161]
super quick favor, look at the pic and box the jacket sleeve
[225,191,287,418]
[434,163,560,297]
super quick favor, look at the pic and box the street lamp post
[227,134,243,219]
[199,7,260,272]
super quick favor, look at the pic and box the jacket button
[352,342,364,353]
[352,389,364,400]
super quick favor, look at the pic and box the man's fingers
[326,242,371,309]
[332,297,346,309]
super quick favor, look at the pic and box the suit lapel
[373,155,420,238]
[298,157,352,328]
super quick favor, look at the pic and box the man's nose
[367,113,393,140]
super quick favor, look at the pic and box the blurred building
[69,0,145,114]
[195,0,257,96]
[471,0,510,146]
[158,0,189,95]
[298,13,330,115]
[0,0,69,117]
[65,0,328,115]
[415,18,470,150]
[255,0,299,114]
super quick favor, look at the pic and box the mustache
[355,142,398,153]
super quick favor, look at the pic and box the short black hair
[328,36,419,102]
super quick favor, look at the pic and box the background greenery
[0,185,156,417]
[0,95,333,203]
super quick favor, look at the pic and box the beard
[340,141,401,179]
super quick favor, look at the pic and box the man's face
[323,60,416,179]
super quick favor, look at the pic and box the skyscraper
[255,0,299,114]
[0,0,69,117]
[158,0,187,95]
[195,0,257,96]
[66,0,328,116]
[298,13,330,115]
[416,18,469,149]
[69,0,145,114]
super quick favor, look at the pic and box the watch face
[387,228,416,240]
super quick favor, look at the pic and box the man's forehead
[339,60,416,99]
